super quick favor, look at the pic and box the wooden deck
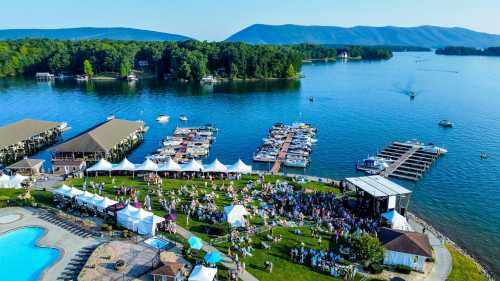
[271,132,293,174]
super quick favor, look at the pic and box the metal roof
[345,175,411,198]
[7,158,45,169]
[0,119,62,149]
[52,119,144,153]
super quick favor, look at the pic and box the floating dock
[377,141,447,181]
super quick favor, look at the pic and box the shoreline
[407,212,496,281]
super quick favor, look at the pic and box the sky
[2,0,499,41]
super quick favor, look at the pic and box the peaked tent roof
[158,158,182,172]
[53,184,72,196]
[203,158,227,173]
[227,159,252,173]
[182,160,204,172]
[134,158,158,171]
[188,265,217,281]
[345,175,412,198]
[86,158,113,172]
[0,119,62,149]
[7,158,45,170]
[51,119,144,153]
[112,157,136,171]
[382,210,413,231]
[378,227,432,257]
[93,196,117,210]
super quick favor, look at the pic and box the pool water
[0,227,61,281]
[144,237,175,250]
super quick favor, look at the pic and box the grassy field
[446,243,488,281]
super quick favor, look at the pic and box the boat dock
[151,125,217,163]
[377,141,447,181]
[254,122,317,173]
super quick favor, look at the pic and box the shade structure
[182,159,204,172]
[134,158,158,172]
[227,159,252,174]
[157,158,182,172]
[204,251,222,264]
[0,174,10,188]
[223,205,249,227]
[140,215,165,236]
[52,184,72,196]
[86,158,113,172]
[203,158,227,173]
[76,191,95,206]
[7,174,29,188]
[93,196,117,212]
[112,157,136,171]
[382,210,413,231]
[116,204,161,235]
[188,236,203,250]
[188,265,217,281]
[65,187,84,198]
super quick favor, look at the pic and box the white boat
[356,156,391,174]
[156,115,170,123]
[439,120,453,128]
[179,115,189,122]
[107,115,115,121]
[127,74,138,82]
[201,75,217,84]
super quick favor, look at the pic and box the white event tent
[134,159,158,172]
[0,174,29,188]
[227,159,252,174]
[182,159,204,172]
[53,186,84,199]
[203,158,227,173]
[188,265,217,281]
[53,184,72,196]
[0,174,10,188]
[93,196,117,212]
[86,159,113,174]
[112,157,136,172]
[157,158,182,172]
[223,205,249,227]
[76,191,95,206]
[116,204,165,235]
[381,210,413,231]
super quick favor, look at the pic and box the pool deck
[0,207,101,281]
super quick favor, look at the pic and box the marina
[151,125,218,163]
[357,141,448,181]
[253,122,317,173]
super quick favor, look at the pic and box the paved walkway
[408,215,452,281]
[176,225,259,281]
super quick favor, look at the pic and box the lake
[1,52,499,277]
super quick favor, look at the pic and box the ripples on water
[1,52,499,276]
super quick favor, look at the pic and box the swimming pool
[0,227,61,281]
[143,236,175,250]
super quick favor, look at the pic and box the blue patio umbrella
[188,236,203,250]
[204,251,222,264]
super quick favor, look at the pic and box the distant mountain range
[225,24,500,48]
[0,27,191,41]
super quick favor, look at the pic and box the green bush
[426,257,435,262]
[352,234,385,266]
[394,264,412,274]
[367,263,384,274]
[337,258,352,266]
[101,224,113,232]
[122,229,129,238]
[210,222,231,236]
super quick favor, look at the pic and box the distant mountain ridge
[0,27,191,41]
[226,24,500,48]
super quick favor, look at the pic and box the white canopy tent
[182,159,204,172]
[65,187,84,198]
[134,158,158,172]
[203,158,228,173]
[52,184,72,196]
[112,157,136,172]
[92,196,117,212]
[86,159,113,174]
[116,204,162,235]
[5,174,29,188]
[382,210,413,231]
[227,159,252,174]
[139,214,165,236]
[188,265,217,281]
[76,191,95,206]
[223,205,249,227]
[157,158,182,172]
[0,174,10,188]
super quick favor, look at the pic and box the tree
[352,234,384,266]
[119,61,131,79]
[229,63,239,79]
[178,62,191,80]
[83,59,94,77]
[287,64,296,78]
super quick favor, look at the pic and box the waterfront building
[51,119,146,165]
[35,72,55,81]
[0,119,66,165]
[7,158,45,176]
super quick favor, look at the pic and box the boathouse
[345,175,411,215]
[0,119,66,165]
[51,119,146,164]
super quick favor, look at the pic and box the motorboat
[107,115,115,121]
[75,75,89,82]
[439,120,453,128]
[356,156,391,174]
[127,74,138,82]
[179,115,189,122]
[156,115,170,123]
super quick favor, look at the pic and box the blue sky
[2,0,499,41]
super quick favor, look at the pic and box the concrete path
[175,225,259,281]
[408,215,452,281]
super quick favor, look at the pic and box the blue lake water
[0,227,60,281]
[1,52,499,276]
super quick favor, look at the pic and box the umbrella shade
[188,236,203,250]
[204,251,222,264]
[166,213,177,221]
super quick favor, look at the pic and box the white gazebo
[182,160,204,173]
[86,159,113,175]
[188,265,217,281]
[381,210,413,231]
[134,159,158,172]
[203,158,228,173]
[227,159,252,174]
[157,158,182,172]
[223,205,249,227]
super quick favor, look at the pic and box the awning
[345,175,411,198]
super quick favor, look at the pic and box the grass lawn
[0,188,54,207]
[446,243,488,281]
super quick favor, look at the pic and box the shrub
[210,222,231,236]
[426,257,435,262]
[122,229,129,238]
[367,263,384,274]
[352,234,385,266]
[394,264,412,274]
[337,258,352,266]
[101,224,113,232]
